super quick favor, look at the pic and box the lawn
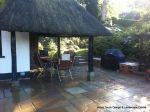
[75,48,88,59]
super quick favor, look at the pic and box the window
[0,31,4,58]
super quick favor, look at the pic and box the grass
[75,48,88,59]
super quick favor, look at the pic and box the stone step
[79,58,86,62]
[78,62,88,65]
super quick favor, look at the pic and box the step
[78,62,88,65]
[79,58,86,62]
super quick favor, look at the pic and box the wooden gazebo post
[11,32,19,89]
[87,36,94,81]
[57,37,61,61]
[11,32,17,81]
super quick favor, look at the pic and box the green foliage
[79,38,88,48]
[38,43,43,50]
[94,37,111,56]
[39,37,88,58]
[121,40,139,60]
[84,0,100,19]
[93,31,139,60]
[125,21,150,35]
[0,0,5,5]
[143,13,150,21]
[61,38,80,52]
[105,12,150,61]
[131,0,150,15]
[140,40,150,68]
[38,37,57,59]
[119,11,141,20]
[0,0,6,10]
[75,48,88,59]
[112,18,136,27]
[48,40,57,58]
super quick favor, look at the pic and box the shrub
[93,32,139,60]
[75,49,88,59]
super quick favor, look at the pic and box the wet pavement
[0,65,150,112]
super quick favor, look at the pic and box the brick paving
[0,65,150,112]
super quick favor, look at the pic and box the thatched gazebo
[0,0,111,81]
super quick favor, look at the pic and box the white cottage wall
[16,32,30,72]
[0,31,12,73]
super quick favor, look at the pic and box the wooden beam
[87,36,94,81]
[29,33,39,69]
[38,33,95,37]
[11,32,18,81]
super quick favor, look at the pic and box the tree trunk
[101,0,108,22]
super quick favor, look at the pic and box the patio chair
[57,60,73,82]
[33,52,50,78]
[62,53,75,69]
[61,54,71,61]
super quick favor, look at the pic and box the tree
[119,11,141,20]
[77,0,113,24]
[84,0,100,19]
[143,13,150,21]
[101,0,108,21]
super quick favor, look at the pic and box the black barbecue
[101,49,125,70]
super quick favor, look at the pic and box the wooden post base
[87,72,95,81]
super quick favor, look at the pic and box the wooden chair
[57,60,73,82]
[62,53,75,69]
[32,52,50,78]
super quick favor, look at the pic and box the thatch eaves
[0,0,111,36]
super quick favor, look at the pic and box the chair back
[39,50,48,57]
[33,52,43,68]
[59,60,72,70]
[61,54,71,61]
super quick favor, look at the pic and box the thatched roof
[0,0,111,36]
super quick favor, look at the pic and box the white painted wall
[0,31,12,74]
[16,32,30,72]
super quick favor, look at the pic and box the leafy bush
[113,19,135,27]
[38,43,43,50]
[79,38,88,48]
[142,41,150,68]
[93,31,139,60]
[48,40,57,59]
[39,37,87,59]
[75,49,88,59]
[0,0,6,6]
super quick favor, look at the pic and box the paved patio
[0,65,150,112]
